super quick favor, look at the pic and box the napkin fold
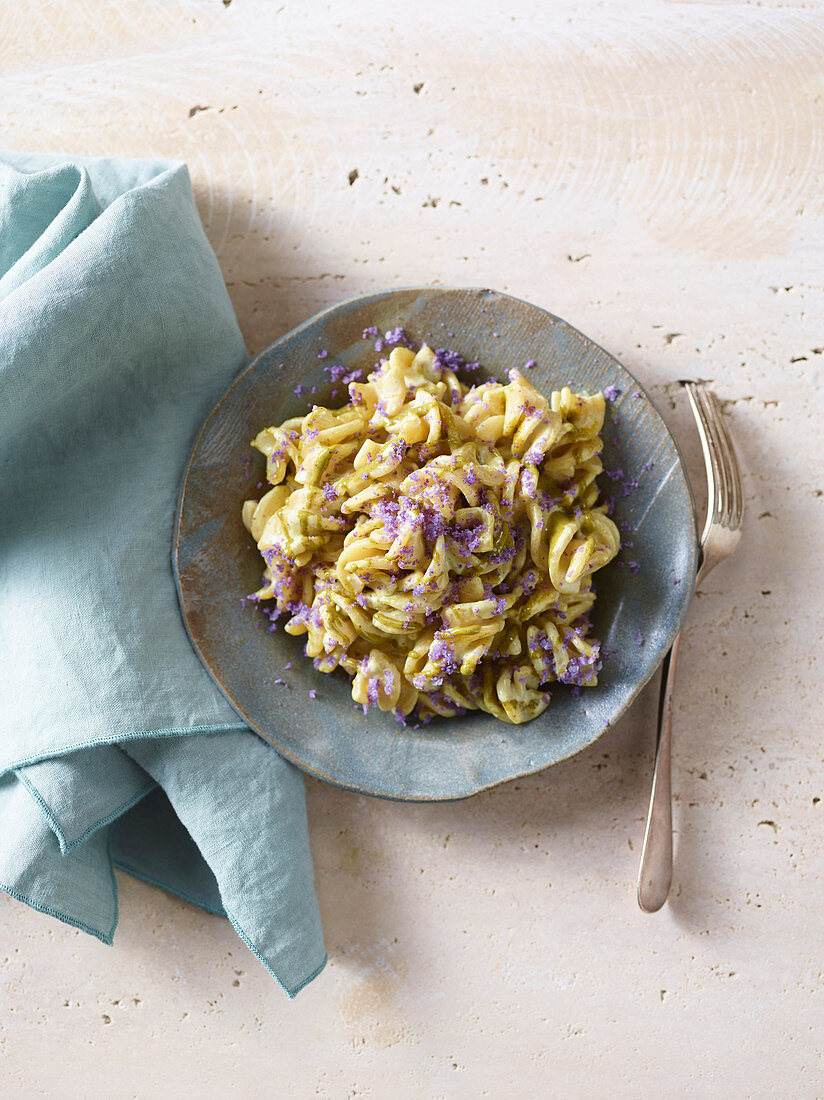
[0,151,326,996]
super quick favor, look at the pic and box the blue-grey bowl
[174,287,698,801]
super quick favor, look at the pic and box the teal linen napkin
[0,151,326,997]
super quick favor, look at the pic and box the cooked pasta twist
[242,341,620,724]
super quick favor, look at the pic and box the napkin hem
[3,722,250,775]
[15,771,158,855]
[0,827,119,945]
[225,910,329,999]
[111,863,328,996]
[285,952,329,998]
[112,859,225,917]
[0,879,117,945]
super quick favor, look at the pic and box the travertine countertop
[2,2,823,1096]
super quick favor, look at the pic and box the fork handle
[637,633,681,912]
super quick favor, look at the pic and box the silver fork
[637,382,745,912]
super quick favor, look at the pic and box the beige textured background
[2,1,823,1097]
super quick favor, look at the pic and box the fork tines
[683,382,745,533]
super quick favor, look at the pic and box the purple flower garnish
[384,326,411,347]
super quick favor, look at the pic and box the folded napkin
[0,151,326,996]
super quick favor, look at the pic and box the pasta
[241,339,620,725]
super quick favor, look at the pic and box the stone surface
[2,1,823,1096]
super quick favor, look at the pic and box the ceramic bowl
[174,287,697,800]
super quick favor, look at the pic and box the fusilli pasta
[241,340,620,724]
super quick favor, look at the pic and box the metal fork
[637,382,745,912]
